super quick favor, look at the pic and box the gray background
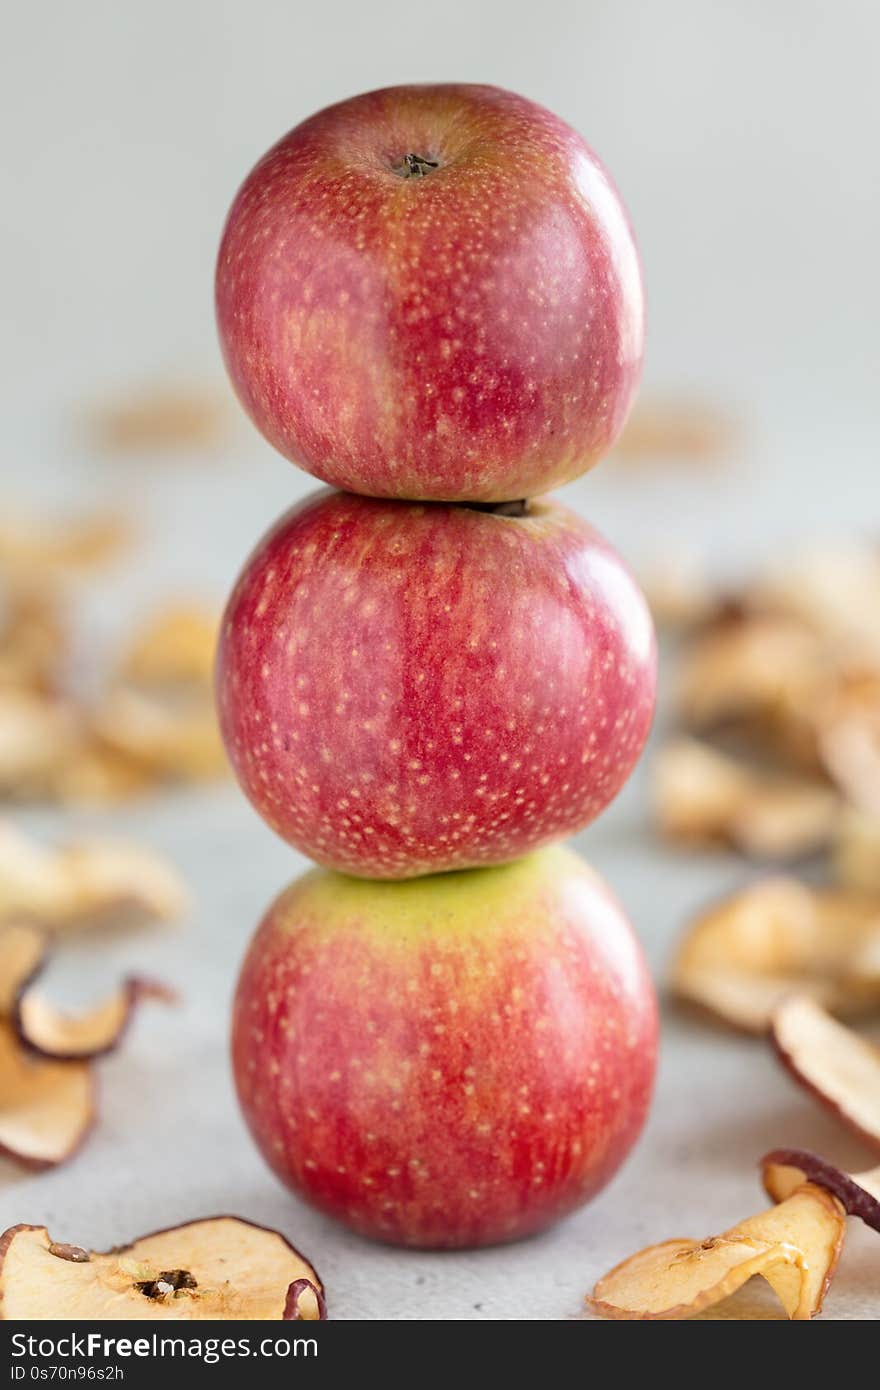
[1,0,878,1318]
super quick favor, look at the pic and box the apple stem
[393,153,440,179]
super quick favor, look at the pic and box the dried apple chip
[746,541,880,664]
[0,1025,94,1169]
[819,691,880,817]
[51,740,157,807]
[772,995,880,1151]
[16,979,172,1061]
[638,552,719,630]
[117,603,217,690]
[675,611,827,738]
[672,879,880,1031]
[0,822,188,933]
[613,397,737,465]
[0,923,44,1015]
[88,385,228,454]
[834,808,880,894]
[761,1148,880,1232]
[0,509,130,581]
[0,586,66,695]
[587,1183,845,1320]
[0,922,171,1167]
[653,737,839,859]
[92,686,224,782]
[0,922,173,1061]
[0,1218,325,1320]
[0,691,78,799]
[91,599,221,787]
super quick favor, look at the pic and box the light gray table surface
[2,0,878,1320]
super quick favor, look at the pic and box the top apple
[216,84,644,503]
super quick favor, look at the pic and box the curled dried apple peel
[587,1182,845,1320]
[0,922,172,1167]
[771,995,880,1151]
[761,1148,880,1233]
[0,1218,325,1320]
[0,922,174,1061]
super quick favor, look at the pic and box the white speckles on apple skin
[216,489,657,878]
[231,845,658,1248]
[215,83,644,502]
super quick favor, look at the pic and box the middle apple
[216,489,656,878]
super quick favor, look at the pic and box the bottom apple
[232,845,658,1249]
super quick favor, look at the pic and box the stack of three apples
[215,85,658,1250]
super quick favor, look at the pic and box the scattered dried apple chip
[88,385,228,454]
[671,878,880,1031]
[674,611,829,768]
[91,686,225,782]
[772,995,880,1151]
[0,1025,95,1169]
[0,922,173,1061]
[117,603,218,690]
[0,586,66,695]
[0,1218,325,1320]
[0,921,172,1167]
[587,1182,845,1320]
[0,509,130,582]
[761,1148,880,1232]
[613,397,737,465]
[637,553,719,630]
[87,601,223,785]
[51,740,157,807]
[653,737,839,859]
[818,686,880,816]
[834,808,880,893]
[746,542,880,665]
[0,821,188,933]
[0,691,79,799]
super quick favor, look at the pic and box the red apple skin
[215,83,644,502]
[232,846,658,1249]
[216,489,656,879]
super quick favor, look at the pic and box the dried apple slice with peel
[0,923,44,1016]
[761,1148,880,1232]
[771,995,880,1150]
[0,1219,325,1320]
[653,737,839,859]
[0,585,66,695]
[0,823,188,933]
[92,686,225,782]
[16,975,174,1061]
[90,602,224,786]
[747,541,880,660]
[88,384,228,455]
[0,921,173,1061]
[675,612,827,738]
[0,691,79,799]
[587,1183,845,1320]
[0,509,131,582]
[0,923,171,1165]
[834,808,880,893]
[672,878,880,1031]
[117,603,218,689]
[820,704,880,818]
[0,1025,95,1169]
